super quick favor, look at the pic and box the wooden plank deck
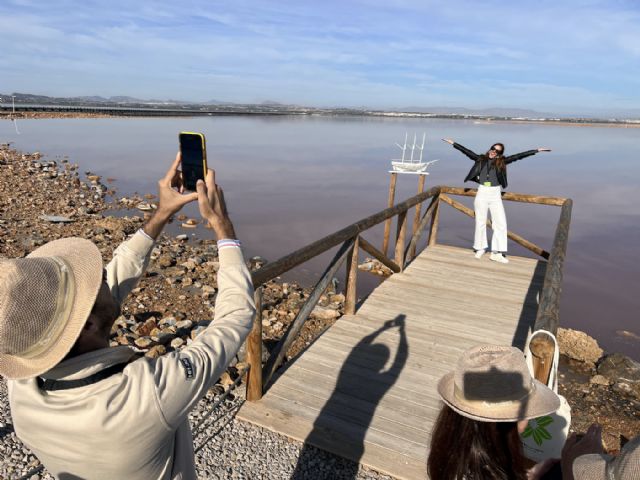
[238,244,547,479]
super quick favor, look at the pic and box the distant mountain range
[1,92,638,120]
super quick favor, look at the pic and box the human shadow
[512,261,546,348]
[463,368,530,421]
[291,314,408,480]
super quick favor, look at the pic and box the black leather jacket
[453,142,538,189]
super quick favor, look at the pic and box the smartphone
[179,132,207,191]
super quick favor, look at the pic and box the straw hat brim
[437,371,561,422]
[0,238,103,380]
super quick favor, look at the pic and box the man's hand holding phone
[196,170,236,240]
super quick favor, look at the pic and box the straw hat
[0,238,103,380]
[437,345,560,422]
[573,435,640,480]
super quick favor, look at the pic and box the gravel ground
[1,379,395,480]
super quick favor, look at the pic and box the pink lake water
[1,116,638,360]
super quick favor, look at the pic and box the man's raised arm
[106,152,198,304]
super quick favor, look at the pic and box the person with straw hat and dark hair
[427,344,562,479]
[1,153,255,479]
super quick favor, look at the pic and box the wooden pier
[239,186,572,479]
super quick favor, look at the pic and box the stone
[135,318,158,337]
[134,337,155,349]
[557,327,603,364]
[146,345,166,358]
[157,254,175,268]
[598,353,640,382]
[170,337,185,349]
[219,372,234,387]
[159,316,177,327]
[311,306,340,320]
[590,374,611,386]
[177,319,193,330]
[40,214,74,223]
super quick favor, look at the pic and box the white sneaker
[474,249,485,259]
[490,252,509,264]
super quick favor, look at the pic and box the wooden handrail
[439,194,551,259]
[440,186,567,206]
[405,195,439,266]
[251,186,441,286]
[262,238,356,388]
[534,199,573,333]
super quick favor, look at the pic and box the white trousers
[473,185,508,253]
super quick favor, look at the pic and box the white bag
[520,330,572,462]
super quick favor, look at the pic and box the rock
[176,234,188,241]
[176,319,193,330]
[557,327,603,364]
[170,337,185,349]
[590,374,611,386]
[159,316,177,327]
[311,306,340,320]
[134,318,158,337]
[40,214,74,223]
[146,345,166,358]
[134,337,156,349]
[598,353,640,382]
[157,254,175,268]
[136,203,153,211]
[219,372,234,387]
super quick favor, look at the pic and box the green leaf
[537,416,554,427]
[538,426,552,440]
[533,430,543,446]
[522,426,533,438]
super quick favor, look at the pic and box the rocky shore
[0,144,638,478]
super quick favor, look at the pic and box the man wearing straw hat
[0,154,255,480]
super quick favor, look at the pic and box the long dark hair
[427,405,527,480]
[485,142,506,171]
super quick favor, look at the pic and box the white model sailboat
[390,132,438,174]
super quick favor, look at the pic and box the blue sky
[1,0,638,115]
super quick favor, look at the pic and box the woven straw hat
[437,345,560,422]
[573,435,640,480]
[0,238,103,379]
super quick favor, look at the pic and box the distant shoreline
[1,108,639,128]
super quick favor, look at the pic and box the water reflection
[1,116,638,359]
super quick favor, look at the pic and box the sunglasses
[490,147,503,154]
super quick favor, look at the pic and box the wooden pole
[262,238,355,387]
[246,287,263,401]
[409,174,427,259]
[359,236,401,273]
[405,195,439,267]
[428,198,441,246]
[529,333,555,385]
[382,173,398,256]
[394,211,408,269]
[344,236,359,315]
[439,194,550,259]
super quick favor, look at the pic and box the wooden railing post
[382,173,398,256]
[428,197,441,246]
[394,211,408,269]
[529,333,555,385]
[344,236,359,315]
[409,175,427,260]
[246,287,263,401]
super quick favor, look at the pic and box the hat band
[19,257,76,359]
[453,380,535,410]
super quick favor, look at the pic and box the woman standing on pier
[442,138,550,264]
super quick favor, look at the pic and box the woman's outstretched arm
[442,138,480,161]
[505,147,551,165]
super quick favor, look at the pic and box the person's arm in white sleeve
[105,152,198,304]
[148,170,256,427]
[150,241,255,426]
